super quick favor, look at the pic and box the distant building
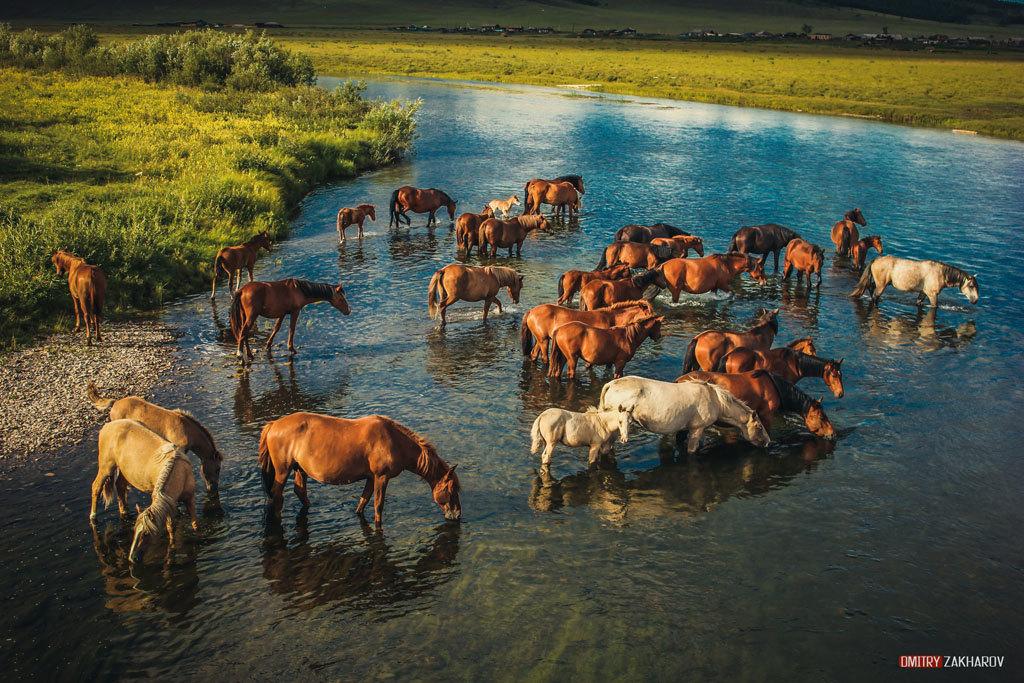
[809,33,832,41]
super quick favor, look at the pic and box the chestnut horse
[549,316,664,379]
[682,308,780,373]
[210,231,272,299]
[782,238,825,287]
[336,204,376,241]
[258,412,461,526]
[613,223,689,243]
[455,208,494,254]
[831,208,866,256]
[715,346,844,398]
[728,223,801,272]
[650,235,705,258]
[526,181,579,218]
[677,370,836,439]
[230,279,351,363]
[556,264,632,305]
[478,215,549,257]
[521,299,654,364]
[850,235,883,270]
[523,175,585,214]
[389,186,457,227]
[595,241,673,270]
[52,249,106,344]
[579,269,668,311]
[658,253,767,301]
[428,264,523,327]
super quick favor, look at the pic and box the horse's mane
[844,208,862,221]
[428,188,454,205]
[763,371,816,415]
[243,232,267,246]
[860,235,881,244]
[386,418,451,484]
[483,266,520,288]
[606,299,653,312]
[517,215,546,230]
[651,223,689,236]
[135,443,185,535]
[776,225,800,243]
[796,352,828,377]
[553,175,584,192]
[287,279,338,300]
[937,262,971,286]
[690,379,754,414]
[174,409,222,460]
[786,337,813,350]
[650,243,674,260]
[632,269,663,289]
[356,203,375,210]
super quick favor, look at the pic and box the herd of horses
[62,172,983,563]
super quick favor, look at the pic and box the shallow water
[3,78,1023,680]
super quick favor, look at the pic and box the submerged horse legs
[287,311,300,353]
[266,317,285,349]
[293,470,311,508]
[373,474,389,527]
[356,479,374,516]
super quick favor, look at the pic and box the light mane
[606,299,652,312]
[135,443,185,536]
[484,266,520,288]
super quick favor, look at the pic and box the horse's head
[759,307,781,331]
[256,231,272,251]
[577,175,585,195]
[366,205,377,221]
[129,504,157,564]
[789,337,817,355]
[804,398,836,440]
[508,274,524,303]
[649,267,670,290]
[511,195,521,206]
[961,274,980,304]
[746,256,768,285]
[446,199,457,221]
[330,284,351,315]
[691,237,705,257]
[850,207,866,226]
[432,466,462,521]
[868,235,883,254]
[742,409,771,447]
[616,405,632,443]
[811,247,825,271]
[200,450,224,492]
[51,249,71,275]
[823,358,844,398]
[644,315,666,341]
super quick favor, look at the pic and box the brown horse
[428,264,523,327]
[521,299,654,364]
[258,412,461,526]
[682,308,780,373]
[658,253,767,301]
[831,208,866,256]
[579,269,668,311]
[523,175,585,214]
[549,316,664,379]
[782,238,825,287]
[525,181,579,218]
[613,223,690,243]
[230,279,351,363]
[52,249,106,344]
[556,264,632,305]
[650,235,705,258]
[596,241,673,270]
[677,370,836,439]
[210,231,272,299]
[336,204,376,241]
[478,215,549,257]
[389,186,457,227]
[715,345,845,398]
[850,235,883,270]
[728,223,801,272]
[455,208,494,254]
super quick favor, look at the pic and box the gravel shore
[0,320,180,469]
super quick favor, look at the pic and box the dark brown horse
[613,223,689,243]
[523,175,585,214]
[677,370,836,439]
[682,308,780,373]
[210,231,272,298]
[728,223,801,272]
[478,215,549,257]
[389,186,457,227]
[549,316,664,379]
[521,299,654,364]
[715,345,844,398]
[428,264,523,327]
[556,264,632,305]
[850,235,883,270]
[230,279,351,363]
[52,249,106,344]
[831,208,866,256]
[258,412,461,526]
[595,241,673,270]
[455,208,494,254]
[658,253,767,300]
[782,238,825,287]
[650,235,705,258]
[580,269,668,311]
[336,204,376,241]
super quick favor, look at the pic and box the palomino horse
[230,279,351,363]
[521,299,654,364]
[90,419,199,563]
[336,204,376,241]
[613,223,689,243]
[850,235,883,270]
[258,412,461,526]
[478,215,549,257]
[87,382,224,491]
[595,241,673,270]
[523,175,585,214]
[650,235,705,258]
[682,308,780,373]
[831,208,866,256]
[677,370,836,439]
[658,253,767,300]
[210,231,272,298]
[52,249,106,344]
[530,406,632,465]
[599,376,771,455]
[579,269,668,311]
[525,181,579,218]
[782,238,825,287]
[549,315,664,379]
[428,264,523,327]
[714,346,845,398]
[850,255,979,307]
[487,195,520,217]
[556,264,632,305]
[455,208,494,254]
[389,186,457,227]
[729,223,801,272]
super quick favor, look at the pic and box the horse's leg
[287,311,300,353]
[266,316,284,350]
[185,492,199,533]
[773,250,780,272]
[613,359,627,379]
[566,352,578,379]
[686,427,705,455]
[927,291,938,308]
[372,474,389,527]
[72,294,82,332]
[357,218,365,239]
[782,262,792,280]
[247,264,254,283]
[115,474,129,516]
[293,470,311,508]
[428,210,436,227]
[89,469,109,521]
[355,478,374,516]
[270,466,289,514]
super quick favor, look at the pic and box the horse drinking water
[850,255,979,307]
[51,249,106,345]
[389,186,457,227]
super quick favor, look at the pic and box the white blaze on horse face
[963,280,979,304]
[617,408,631,443]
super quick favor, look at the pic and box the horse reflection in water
[853,300,977,351]
[261,513,460,616]
[233,361,348,434]
[529,436,835,523]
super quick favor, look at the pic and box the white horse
[487,194,521,218]
[599,376,770,455]
[530,406,632,466]
[850,255,979,307]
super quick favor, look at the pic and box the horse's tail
[428,268,444,319]
[100,469,116,509]
[86,381,116,411]
[258,422,276,498]
[520,312,534,356]
[523,181,532,214]
[595,249,608,271]
[713,354,730,373]
[548,338,565,376]
[850,263,874,298]
[728,235,738,252]
[388,188,400,227]
[229,290,244,341]
[530,413,544,454]
[682,336,700,373]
